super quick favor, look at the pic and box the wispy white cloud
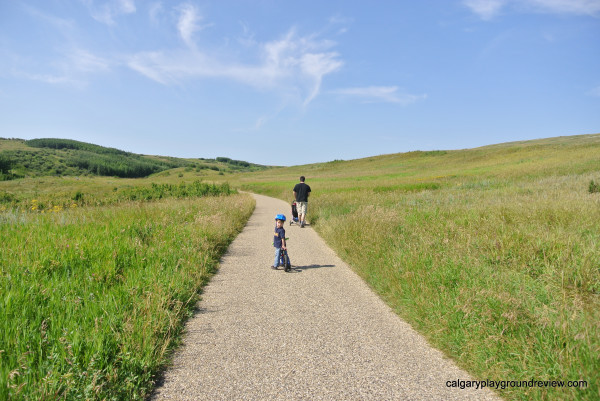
[149,2,164,24]
[328,15,354,25]
[527,0,600,15]
[332,86,427,105]
[127,24,343,106]
[463,0,600,19]
[14,4,402,113]
[328,14,354,35]
[176,3,211,48]
[463,0,506,20]
[22,4,76,33]
[13,48,112,88]
[237,21,257,47]
[127,50,194,85]
[81,0,136,25]
[13,71,76,86]
[120,0,136,13]
[68,49,111,73]
[10,5,111,87]
[254,116,266,129]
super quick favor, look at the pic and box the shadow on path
[290,264,335,272]
[271,264,335,273]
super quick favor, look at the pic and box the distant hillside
[233,133,600,193]
[0,138,268,180]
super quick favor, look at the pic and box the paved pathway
[151,194,501,400]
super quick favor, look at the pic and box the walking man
[293,176,311,228]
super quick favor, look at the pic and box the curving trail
[151,193,501,400]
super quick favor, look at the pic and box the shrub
[0,154,12,173]
[73,191,84,203]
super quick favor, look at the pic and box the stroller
[290,201,300,226]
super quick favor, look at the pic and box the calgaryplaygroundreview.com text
[446,379,588,391]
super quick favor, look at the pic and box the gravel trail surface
[151,193,501,400]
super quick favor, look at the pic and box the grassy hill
[0,138,268,180]
[231,133,600,194]
[227,133,600,401]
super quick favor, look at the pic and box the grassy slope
[0,137,270,211]
[0,138,268,179]
[228,133,600,401]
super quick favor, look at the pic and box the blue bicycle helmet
[275,214,286,221]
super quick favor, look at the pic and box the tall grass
[312,180,599,400]
[232,134,600,400]
[0,193,255,399]
[0,180,232,211]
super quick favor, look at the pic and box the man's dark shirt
[293,182,311,202]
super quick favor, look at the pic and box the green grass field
[1,133,598,400]
[231,133,600,401]
[0,177,254,399]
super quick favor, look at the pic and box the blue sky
[1,0,599,166]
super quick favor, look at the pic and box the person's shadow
[288,264,335,272]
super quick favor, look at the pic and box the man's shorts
[296,201,308,215]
